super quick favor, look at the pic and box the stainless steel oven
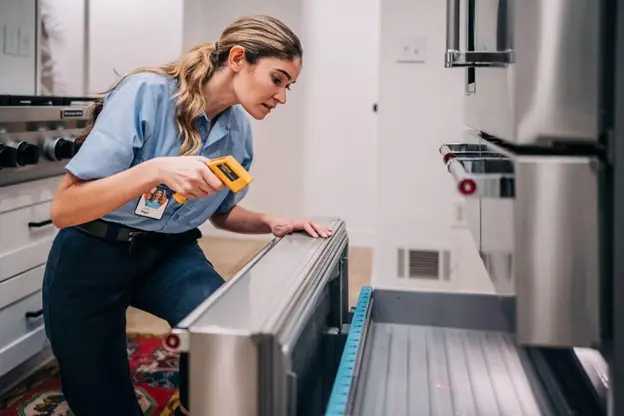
[441,0,609,350]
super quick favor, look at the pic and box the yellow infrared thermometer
[173,155,253,204]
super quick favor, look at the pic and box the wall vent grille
[397,248,451,280]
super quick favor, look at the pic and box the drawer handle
[439,143,507,165]
[445,0,513,68]
[446,157,515,198]
[28,219,53,228]
[25,309,43,319]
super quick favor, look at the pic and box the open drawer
[438,137,603,349]
[326,288,607,416]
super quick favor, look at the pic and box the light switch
[17,26,30,57]
[396,36,427,64]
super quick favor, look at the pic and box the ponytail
[76,15,302,157]
[76,42,220,156]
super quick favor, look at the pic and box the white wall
[372,0,491,291]
[301,0,380,247]
[89,0,183,94]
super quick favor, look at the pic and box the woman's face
[229,48,302,120]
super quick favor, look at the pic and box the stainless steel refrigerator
[440,0,622,413]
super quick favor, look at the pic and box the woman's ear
[227,46,246,72]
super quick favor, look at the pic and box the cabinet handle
[28,219,53,228]
[445,0,513,68]
[25,309,43,319]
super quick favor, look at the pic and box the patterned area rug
[0,334,181,416]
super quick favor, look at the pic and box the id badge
[135,186,170,220]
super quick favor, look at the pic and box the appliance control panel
[0,95,94,187]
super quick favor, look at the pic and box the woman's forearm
[51,159,162,228]
[210,205,274,234]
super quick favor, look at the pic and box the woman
[43,15,332,416]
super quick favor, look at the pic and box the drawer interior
[344,289,556,416]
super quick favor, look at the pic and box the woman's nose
[275,89,287,105]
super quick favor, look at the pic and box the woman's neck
[203,70,238,120]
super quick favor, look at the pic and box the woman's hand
[152,156,224,199]
[266,216,333,238]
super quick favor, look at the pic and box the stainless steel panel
[464,0,515,141]
[189,333,259,416]
[0,105,92,123]
[574,347,609,405]
[440,139,602,347]
[445,0,513,68]
[175,217,349,416]
[179,218,345,333]
[0,106,90,187]
[449,0,602,144]
[514,154,601,347]
[514,0,601,143]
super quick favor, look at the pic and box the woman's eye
[272,76,291,90]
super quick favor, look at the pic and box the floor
[126,236,373,334]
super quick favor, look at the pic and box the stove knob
[67,136,82,155]
[6,141,39,166]
[0,144,18,168]
[43,137,76,161]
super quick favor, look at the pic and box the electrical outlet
[396,36,426,64]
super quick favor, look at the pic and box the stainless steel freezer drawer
[439,136,602,348]
[166,217,349,416]
[446,0,602,145]
[326,288,607,416]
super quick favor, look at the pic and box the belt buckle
[128,231,145,253]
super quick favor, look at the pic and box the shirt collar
[199,106,240,132]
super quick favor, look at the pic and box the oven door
[446,0,602,145]
[440,134,602,348]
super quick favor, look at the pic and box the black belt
[74,219,202,252]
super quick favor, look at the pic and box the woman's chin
[241,103,270,120]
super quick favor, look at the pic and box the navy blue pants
[42,226,225,415]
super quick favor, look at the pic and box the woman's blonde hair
[76,15,302,156]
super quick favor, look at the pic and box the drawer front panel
[0,265,45,310]
[0,202,56,283]
[440,135,602,348]
[0,290,44,355]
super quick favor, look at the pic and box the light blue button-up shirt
[65,72,254,234]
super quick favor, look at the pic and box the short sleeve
[65,73,168,180]
[214,116,254,214]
